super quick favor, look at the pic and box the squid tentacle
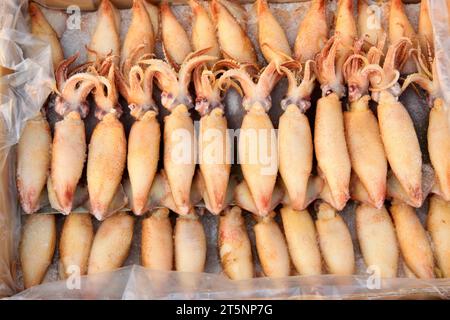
[280,60,316,112]
[92,65,122,119]
[315,35,345,97]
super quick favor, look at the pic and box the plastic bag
[0,0,54,298]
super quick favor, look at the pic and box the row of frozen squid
[16,0,450,288]
[18,0,449,221]
[20,195,450,289]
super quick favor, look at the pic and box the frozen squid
[174,213,206,273]
[161,2,192,70]
[418,0,434,56]
[20,214,56,289]
[343,41,387,209]
[364,38,423,206]
[29,2,64,70]
[357,0,384,51]
[51,55,98,214]
[390,201,434,279]
[141,208,173,271]
[189,0,221,59]
[116,55,160,216]
[255,0,292,66]
[427,195,450,278]
[356,204,399,278]
[254,213,290,278]
[88,212,134,275]
[280,206,322,276]
[87,63,126,220]
[233,179,284,216]
[388,0,417,74]
[402,56,449,201]
[193,63,231,214]
[294,0,328,63]
[314,36,351,210]
[17,113,51,214]
[219,62,284,216]
[377,91,423,205]
[194,170,236,214]
[218,206,253,280]
[19,3,61,214]
[278,61,315,210]
[316,203,355,275]
[121,0,155,75]
[281,175,324,210]
[211,0,257,64]
[334,0,357,83]
[59,213,94,279]
[140,52,216,214]
[87,0,121,63]
[143,1,159,39]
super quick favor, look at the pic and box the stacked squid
[17,0,450,289]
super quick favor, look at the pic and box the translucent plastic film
[0,0,54,297]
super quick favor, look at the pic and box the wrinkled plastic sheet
[0,0,54,298]
[3,0,450,299]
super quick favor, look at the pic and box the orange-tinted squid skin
[59,213,94,279]
[254,214,290,278]
[280,206,322,276]
[211,0,257,64]
[198,108,231,214]
[127,112,160,215]
[278,62,316,211]
[388,0,417,74]
[427,195,450,278]
[357,0,384,50]
[174,214,206,273]
[218,62,287,216]
[87,114,127,221]
[239,105,278,216]
[256,0,292,65]
[161,2,192,69]
[121,0,155,74]
[418,0,434,55]
[163,104,197,215]
[427,99,450,201]
[390,202,435,279]
[315,93,351,211]
[29,3,64,70]
[20,215,56,289]
[141,208,173,271]
[87,0,121,63]
[51,57,99,215]
[278,105,313,210]
[316,203,355,275]
[356,204,399,278]
[17,113,51,214]
[294,0,328,63]
[189,0,221,59]
[314,36,351,210]
[87,212,134,275]
[334,0,357,78]
[51,112,86,215]
[24,3,61,214]
[139,54,216,215]
[344,96,387,209]
[377,91,422,207]
[218,206,254,280]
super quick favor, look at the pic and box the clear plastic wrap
[3,0,450,299]
[0,0,54,298]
